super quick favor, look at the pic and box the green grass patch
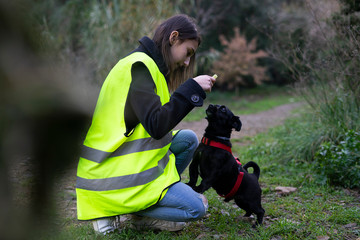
[42,90,359,240]
[50,183,359,239]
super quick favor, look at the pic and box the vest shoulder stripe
[76,151,170,191]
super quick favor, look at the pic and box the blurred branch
[195,0,235,36]
[177,0,235,36]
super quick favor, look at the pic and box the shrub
[314,130,360,188]
[270,0,359,154]
[242,112,327,166]
[211,27,269,92]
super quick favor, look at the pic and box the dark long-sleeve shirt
[124,36,206,139]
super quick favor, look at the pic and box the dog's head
[205,104,242,134]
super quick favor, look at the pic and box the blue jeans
[135,129,207,222]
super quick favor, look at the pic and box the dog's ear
[232,116,242,131]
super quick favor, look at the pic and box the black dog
[187,104,265,227]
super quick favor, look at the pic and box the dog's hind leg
[254,207,265,227]
[243,211,252,217]
[247,204,265,228]
[235,198,264,227]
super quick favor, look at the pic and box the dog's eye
[220,106,226,112]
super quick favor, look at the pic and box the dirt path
[176,102,303,141]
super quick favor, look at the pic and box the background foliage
[31,0,306,87]
[314,130,360,188]
[32,0,175,84]
[29,0,359,189]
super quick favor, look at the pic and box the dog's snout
[207,104,217,112]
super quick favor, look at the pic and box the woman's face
[170,37,198,70]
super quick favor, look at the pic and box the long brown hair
[152,14,201,92]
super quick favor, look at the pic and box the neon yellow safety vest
[76,52,180,220]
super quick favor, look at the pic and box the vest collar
[137,36,168,78]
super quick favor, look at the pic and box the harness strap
[221,171,244,200]
[201,136,244,201]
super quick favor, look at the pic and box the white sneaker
[92,216,120,235]
[130,215,186,232]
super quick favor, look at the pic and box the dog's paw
[186,182,199,192]
[193,186,203,193]
[185,182,194,187]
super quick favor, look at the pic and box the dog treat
[212,74,218,79]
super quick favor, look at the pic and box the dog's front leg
[194,168,222,193]
[194,180,212,194]
[186,151,200,188]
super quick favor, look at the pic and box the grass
[42,87,359,239]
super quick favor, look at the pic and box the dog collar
[201,136,232,154]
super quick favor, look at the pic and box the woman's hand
[193,75,217,92]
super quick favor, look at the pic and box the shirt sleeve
[124,62,206,139]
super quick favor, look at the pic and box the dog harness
[201,136,244,201]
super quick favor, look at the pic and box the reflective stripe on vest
[76,150,170,191]
[80,134,172,163]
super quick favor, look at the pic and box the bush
[314,130,360,188]
[242,112,327,166]
[270,0,360,154]
[211,27,269,92]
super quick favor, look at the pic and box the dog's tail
[243,161,260,180]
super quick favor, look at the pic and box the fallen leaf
[316,236,330,240]
[284,218,300,225]
[213,234,227,239]
[221,210,230,216]
[275,186,297,195]
[344,223,357,228]
[238,216,253,223]
[196,233,207,239]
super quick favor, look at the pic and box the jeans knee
[182,129,199,151]
[189,194,208,220]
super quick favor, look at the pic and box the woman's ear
[169,31,179,45]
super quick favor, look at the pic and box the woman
[76,14,216,234]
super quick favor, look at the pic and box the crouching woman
[76,14,216,234]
